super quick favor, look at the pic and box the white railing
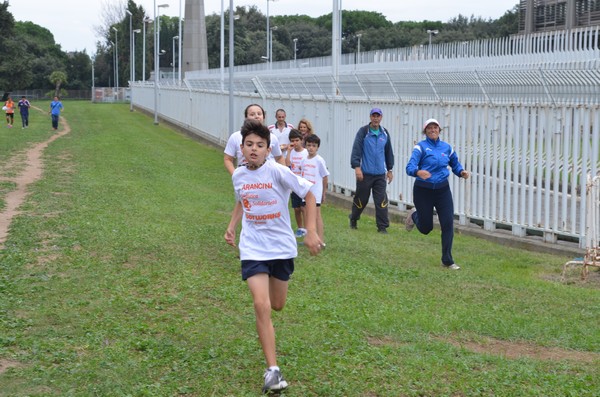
[563,173,600,279]
[131,28,600,248]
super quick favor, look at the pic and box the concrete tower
[183,0,209,74]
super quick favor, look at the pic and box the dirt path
[0,109,70,248]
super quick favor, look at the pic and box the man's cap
[370,107,382,116]
[423,118,440,131]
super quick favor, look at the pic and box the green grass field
[0,102,598,396]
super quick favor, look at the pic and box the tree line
[0,0,518,94]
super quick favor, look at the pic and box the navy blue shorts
[290,192,305,209]
[241,259,295,281]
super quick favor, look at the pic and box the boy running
[300,134,329,245]
[224,118,322,394]
[285,129,308,237]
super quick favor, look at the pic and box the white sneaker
[443,263,461,270]
[405,208,416,231]
[262,368,288,393]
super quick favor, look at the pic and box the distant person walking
[18,96,31,129]
[349,107,395,233]
[405,118,470,270]
[49,96,64,130]
[4,95,15,128]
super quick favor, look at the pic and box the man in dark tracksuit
[349,107,395,233]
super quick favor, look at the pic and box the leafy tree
[65,51,92,90]
[493,6,520,37]
[0,1,31,90]
[49,71,68,98]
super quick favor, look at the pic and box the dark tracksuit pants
[412,182,455,265]
[351,173,389,230]
[20,112,29,127]
[51,114,59,129]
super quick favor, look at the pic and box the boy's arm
[224,154,236,175]
[224,201,243,247]
[321,176,328,203]
[285,146,293,167]
[302,191,322,255]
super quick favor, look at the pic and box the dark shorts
[241,259,295,281]
[290,192,305,209]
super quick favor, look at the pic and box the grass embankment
[0,102,598,396]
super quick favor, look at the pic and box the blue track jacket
[406,136,464,185]
[350,124,394,175]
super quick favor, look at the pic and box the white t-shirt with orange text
[300,155,329,204]
[233,160,313,260]
[289,148,308,176]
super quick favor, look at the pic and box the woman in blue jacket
[405,118,470,270]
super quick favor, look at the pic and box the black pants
[350,173,389,230]
[412,183,455,265]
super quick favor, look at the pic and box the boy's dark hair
[288,128,302,141]
[241,119,271,146]
[305,134,321,147]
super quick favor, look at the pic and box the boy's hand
[288,143,295,151]
[224,228,237,248]
[303,231,322,256]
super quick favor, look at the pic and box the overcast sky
[7,0,518,53]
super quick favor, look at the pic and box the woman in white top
[223,104,285,175]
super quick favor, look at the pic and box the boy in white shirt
[285,129,309,237]
[224,119,321,394]
[300,134,330,245]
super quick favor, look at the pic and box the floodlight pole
[112,27,119,93]
[154,3,169,125]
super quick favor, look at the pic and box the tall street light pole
[266,0,278,68]
[228,0,234,135]
[178,0,182,84]
[110,41,116,92]
[126,9,132,82]
[172,36,179,83]
[269,26,277,69]
[91,55,95,101]
[356,33,362,65]
[154,3,169,125]
[220,0,225,91]
[133,29,141,81]
[427,29,438,58]
[293,38,297,64]
[143,17,152,81]
[112,27,119,90]
[131,28,141,112]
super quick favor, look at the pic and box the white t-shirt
[300,154,329,204]
[289,148,308,176]
[268,124,292,147]
[224,130,282,166]
[232,160,313,260]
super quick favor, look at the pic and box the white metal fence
[131,28,600,249]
